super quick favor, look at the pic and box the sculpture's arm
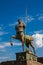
[10,36,16,46]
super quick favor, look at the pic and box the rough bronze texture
[10,19,36,54]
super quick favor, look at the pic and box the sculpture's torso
[15,21,26,33]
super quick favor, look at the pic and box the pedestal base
[16,51,37,61]
[1,60,43,65]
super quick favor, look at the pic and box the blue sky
[0,0,43,62]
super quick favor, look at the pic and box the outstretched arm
[10,36,16,46]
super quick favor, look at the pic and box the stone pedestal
[1,51,43,65]
[16,51,37,61]
[1,50,43,65]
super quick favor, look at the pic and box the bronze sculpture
[10,19,36,54]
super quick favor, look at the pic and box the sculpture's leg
[10,36,16,46]
[30,43,36,54]
[21,34,24,52]
[22,44,24,52]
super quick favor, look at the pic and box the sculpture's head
[18,19,22,24]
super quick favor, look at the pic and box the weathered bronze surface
[10,19,36,54]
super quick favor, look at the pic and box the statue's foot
[26,48,32,54]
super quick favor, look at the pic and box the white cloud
[13,42,21,46]
[0,56,8,59]
[0,42,10,49]
[0,49,6,52]
[9,22,18,27]
[0,42,22,49]
[13,16,35,24]
[27,16,34,22]
[0,27,2,30]
[34,30,43,34]
[0,24,4,30]
[0,31,9,36]
[32,33,43,48]
[4,42,21,47]
[3,42,10,47]
[38,16,43,21]
[0,31,4,35]
[0,45,4,48]
[0,43,9,49]
[20,16,35,23]
[37,13,43,21]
